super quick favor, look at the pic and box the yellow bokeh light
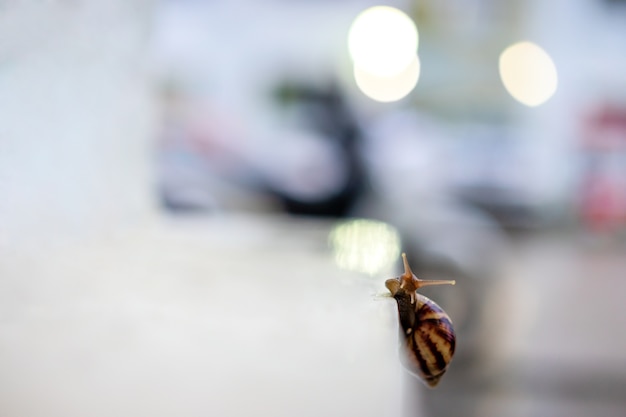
[328,218,401,276]
[354,55,420,102]
[348,6,418,77]
[499,41,558,107]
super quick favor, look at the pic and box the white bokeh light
[348,6,418,77]
[354,54,420,102]
[499,41,558,107]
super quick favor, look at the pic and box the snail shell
[386,253,456,388]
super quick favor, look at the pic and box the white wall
[0,1,157,249]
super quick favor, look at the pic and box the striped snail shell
[385,253,456,388]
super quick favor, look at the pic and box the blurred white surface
[0,1,156,247]
[0,215,405,417]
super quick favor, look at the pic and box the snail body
[385,253,456,388]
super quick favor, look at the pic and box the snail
[385,253,456,387]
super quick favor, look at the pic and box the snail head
[385,253,455,302]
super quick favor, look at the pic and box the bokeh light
[348,6,418,77]
[328,218,401,276]
[499,41,558,107]
[353,54,420,102]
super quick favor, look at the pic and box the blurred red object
[579,103,626,233]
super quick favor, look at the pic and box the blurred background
[1,0,626,416]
